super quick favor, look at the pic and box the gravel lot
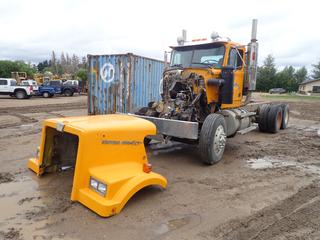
[0,94,319,240]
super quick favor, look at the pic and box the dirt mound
[201,181,320,240]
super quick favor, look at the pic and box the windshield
[170,44,225,69]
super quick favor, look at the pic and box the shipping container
[88,53,164,115]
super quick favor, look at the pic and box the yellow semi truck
[135,19,289,164]
[28,19,289,217]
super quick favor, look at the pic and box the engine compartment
[137,69,211,123]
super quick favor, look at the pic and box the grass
[261,93,320,102]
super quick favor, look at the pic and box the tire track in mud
[0,113,37,129]
[199,181,320,240]
[0,102,86,115]
[0,102,86,139]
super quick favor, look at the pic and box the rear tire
[258,104,271,132]
[15,90,26,99]
[199,114,227,165]
[280,104,289,129]
[267,105,283,133]
[42,92,50,98]
[64,89,73,97]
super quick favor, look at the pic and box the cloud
[0,0,319,69]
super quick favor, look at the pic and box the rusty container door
[88,53,164,115]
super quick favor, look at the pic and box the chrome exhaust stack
[247,19,259,91]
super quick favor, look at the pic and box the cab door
[0,79,10,94]
[225,48,245,108]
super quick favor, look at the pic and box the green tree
[76,68,88,81]
[0,60,36,78]
[311,60,320,79]
[276,66,296,92]
[256,54,277,91]
[294,66,308,84]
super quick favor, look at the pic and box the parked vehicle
[38,85,58,98]
[0,78,33,99]
[21,80,39,91]
[269,88,286,94]
[44,80,78,96]
[63,80,79,86]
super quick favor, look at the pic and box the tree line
[0,60,36,78]
[37,51,88,81]
[256,54,320,92]
[0,51,88,81]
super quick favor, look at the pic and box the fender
[28,114,167,217]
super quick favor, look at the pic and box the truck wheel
[43,92,50,98]
[280,104,289,129]
[267,105,283,133]
[199,114,227,165]
[258,104,271,132]
[15,90,26,99]
[64,89,73,97]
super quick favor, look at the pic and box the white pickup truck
[0,78,33,99]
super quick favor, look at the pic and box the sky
[0,0,319,70]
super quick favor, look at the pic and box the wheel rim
[276,111,282,129]
[17,92,23,98]
[284,108,289,125]
[213,125,226,155]
[44,93,48,97]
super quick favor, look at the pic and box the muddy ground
[0,95,319,240]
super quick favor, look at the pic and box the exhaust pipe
[243,19,259,106]
[251,19,258,42]
[247,19,259,91]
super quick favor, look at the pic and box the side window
[10,80,17,86]
[227,49,237,68]
[228,48,244,69]
[0,80,7,85]
[236,50,244,69]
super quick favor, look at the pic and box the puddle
[153,214,201,236]
[154,217,189,235]
[0,171,74,238]
[247,157,320,175]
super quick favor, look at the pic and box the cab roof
[170,41,243,50]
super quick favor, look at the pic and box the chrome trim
[130,114,199,140]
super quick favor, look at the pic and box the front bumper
[130,114,199,140]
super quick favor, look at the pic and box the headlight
[90,178,98,189]
[97,183,106,193]
[89,177,107,196]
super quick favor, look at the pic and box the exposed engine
[137,69,210,122]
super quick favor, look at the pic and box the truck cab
[169,40,247,110]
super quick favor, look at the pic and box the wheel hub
[213,125,226,155]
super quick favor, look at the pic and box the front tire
[15,90,26,99]
[199,114,227,165]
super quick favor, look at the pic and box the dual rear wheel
[258,104,289,133]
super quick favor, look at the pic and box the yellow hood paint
[28,114,167,217]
